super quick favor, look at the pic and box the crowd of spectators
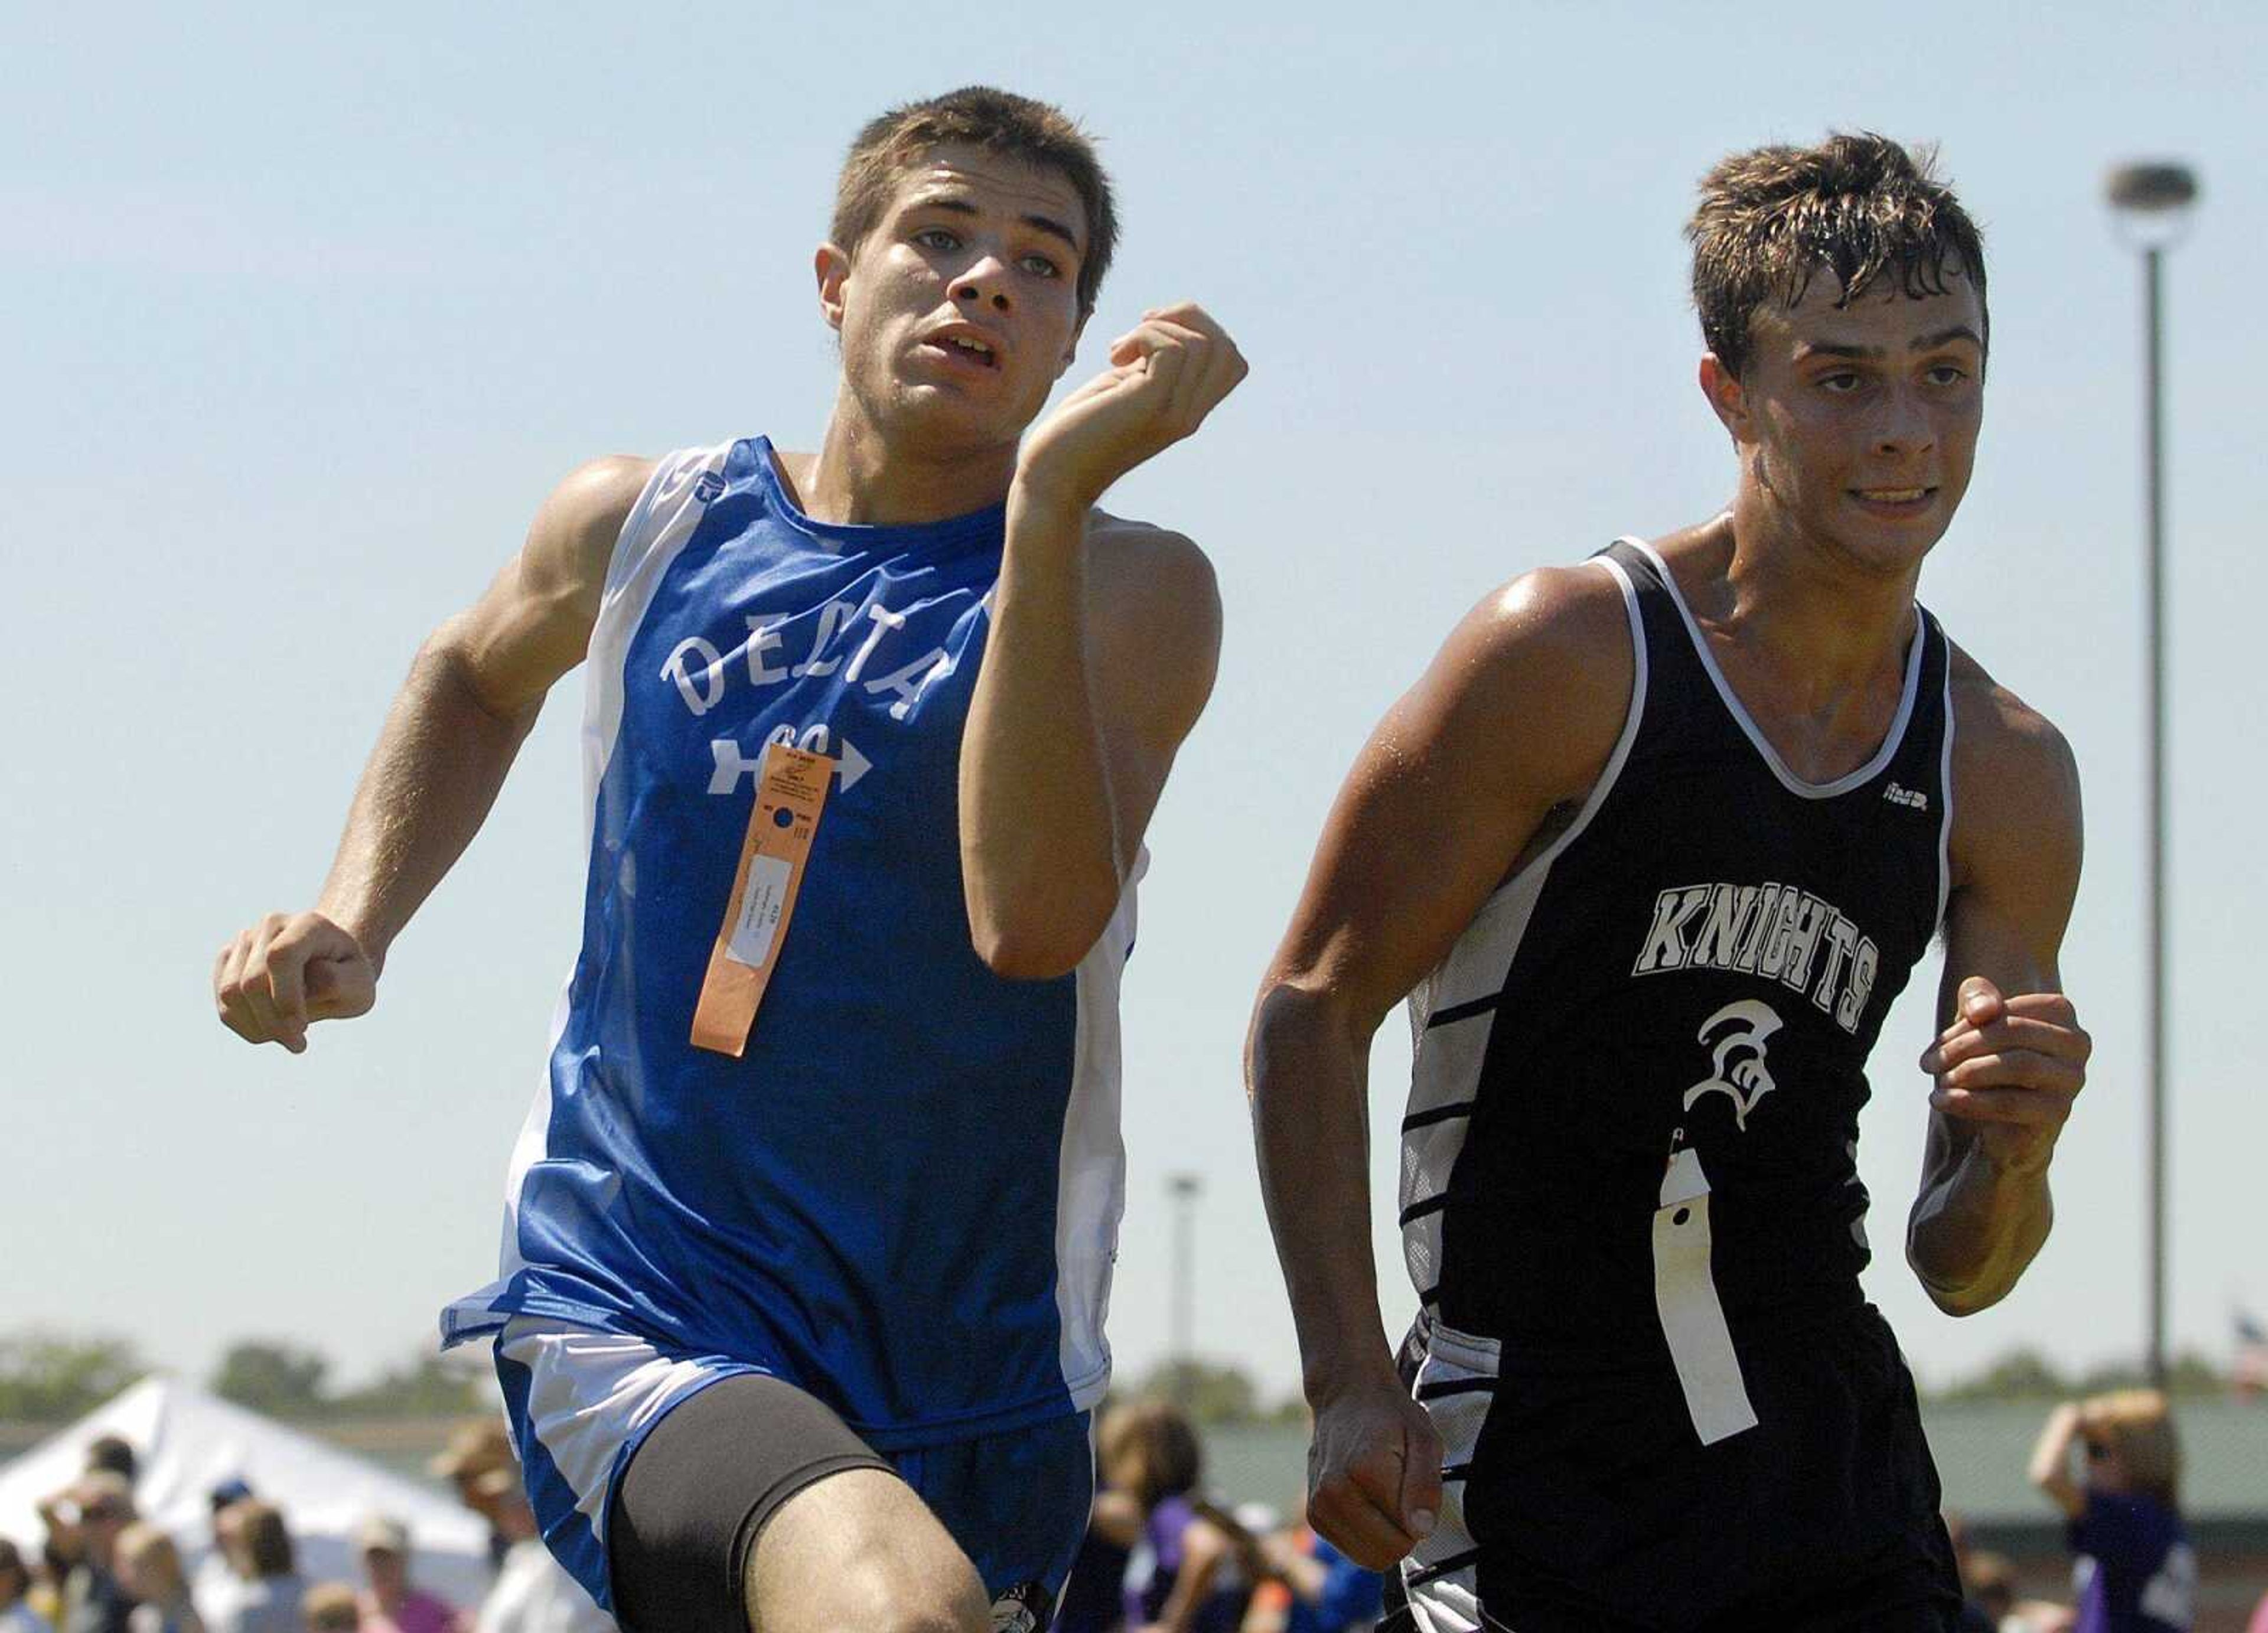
[6,1393,2266,1631]
[0,1425,603,1633]
[1058,1400,1384,1633]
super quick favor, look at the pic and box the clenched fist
[1013,302,1246,513]
[1920,974,2090,1175]
[214,911,377,1053]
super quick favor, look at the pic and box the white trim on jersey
[443,444,735,1344]
[1934,633,1957,936]
[498,1315,731,1539]
[1399,554,1649,1306]
[1400,1319,1500,1633]
[1623,536,1925,802]
[1057,850,1143,1409]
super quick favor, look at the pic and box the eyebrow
[905,194,1083,255]
[1795,324,1986,363]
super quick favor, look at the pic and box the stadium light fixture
[2104,158,2198,1390]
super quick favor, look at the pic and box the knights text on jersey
[440,439,1135,1449]
[1400,535,1954,1368]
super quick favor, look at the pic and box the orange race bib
[690,742,831,1057]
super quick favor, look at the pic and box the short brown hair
[1688,132,1987,379]
[832,86,1118,316]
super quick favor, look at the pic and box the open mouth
[923,330,1001,370]
[1850,486,1937,512]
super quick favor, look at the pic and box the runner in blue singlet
[214,85,1244,1633]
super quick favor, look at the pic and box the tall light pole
[1167,1173,1202,1405]
[2105,160,2198,1390]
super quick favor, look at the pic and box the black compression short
[604,1371,893,1633]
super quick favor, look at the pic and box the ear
[1698,353,1748,444]
[816,243,852,333]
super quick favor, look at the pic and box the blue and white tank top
[442,438,1136,1447]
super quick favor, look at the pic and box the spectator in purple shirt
[2030,1389,2195,1633]
[1088,1401,1255,1633]
[350,1521,456,1633]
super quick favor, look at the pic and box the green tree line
[0,1331,2249,1426]
[0,1332,487,1422]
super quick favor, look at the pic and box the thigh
[604,1367,910,1633]
[747,1466,991,1633]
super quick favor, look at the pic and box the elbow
[1907,1246,2007,1318]
[1922,1280,2002,1319]
[972,924,1087,982]
[966,888,1116,982]
[1246,977,1360,1097]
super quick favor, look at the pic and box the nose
[1872,382,1934,458]
[953,253,1013,314]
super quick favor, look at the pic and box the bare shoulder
[1443,559,1634,751]
[1364,559,1635,826]
[524,454,657,597]
[1947,641,2084,889]
[1464,558,1632,672]
[1081,509,1223,702]
[1084,507,1218,608]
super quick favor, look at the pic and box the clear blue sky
[4,1,2263,1403]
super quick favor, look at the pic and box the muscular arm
[957,502,1220,977]
[214,455,651,1048]
[958,301,1241,980]
[1245,566,1631,1566]
[1905,654,2088,1313]
[2028,1401,2087,1519]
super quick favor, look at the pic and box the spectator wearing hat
[47,1474,136,1633]
[426,1427,511,1578]
[116,1528,203,1633]
[348,1521,454,1633]
[0,1538,56,1633]
[465,1473,604,1633]
[80,1446,135,1490]
[2032,1390,2195,1633]
[190,1484,253,1633]
[205,1506,302,1633]
[299,1585,358,1633]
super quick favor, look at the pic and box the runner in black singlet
[1249,134,2091,1632]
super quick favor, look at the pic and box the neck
[1713,484,1920,702]
[797,384,1019,527]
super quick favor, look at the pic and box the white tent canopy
[0,1376,494,1609]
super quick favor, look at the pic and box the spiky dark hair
[1688,132,1986,376]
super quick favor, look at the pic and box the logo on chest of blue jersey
[706,722,873,795]
[661,595,959,725]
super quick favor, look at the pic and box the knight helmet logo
[990,1582,1052,1633]
[1683,999,1784,1131]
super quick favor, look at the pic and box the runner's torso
[1400,537,1953,1365]
[444,439,1135,1446]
